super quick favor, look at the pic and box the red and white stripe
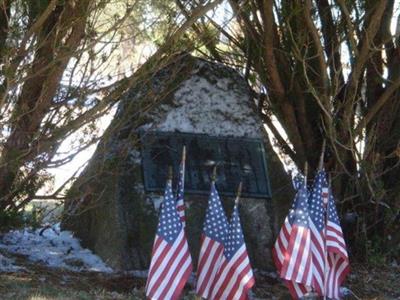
[280,225,313,287]
[326,221,348,258]
[322,187,329,205]
[176,198,186,226]
[325,220,350,299]
[272,217,291,270]
[273,218,312,299]
[209,245,255,300]
[309,219,326,294]
[196,234,224,298]
[287,281,312,299]
[145,230,192,300]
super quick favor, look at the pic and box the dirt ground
[0,251,399,300]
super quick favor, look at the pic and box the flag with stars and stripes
[280,177,313,297]
[145,178,193,300]
[272,175,313,299]
[196,181,229,299]
[309,170,329,295]
[176,147,186,227]
[210,201,255,300]
[325,190,350,299]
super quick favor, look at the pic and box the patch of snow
[0,253,24,272]
[133,182,145,193]
[123,269,148,278]
[139,123,154,131]
[0,224,112,273]
[149,194,163,211]
[391,259,398,267]
[127,149,141,164]
[340,287,352,297]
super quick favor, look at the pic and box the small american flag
[325,191,350,299]
[145,179,192,300]
[279,178,313,298]
[176,146,186,226]
[309,170,329,295]
[210,200,255,300]
[273,175,312,299]
[196,181,229,298]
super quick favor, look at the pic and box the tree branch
[316,0,345,93]
[304,0,329,95]
[355,76,400,136]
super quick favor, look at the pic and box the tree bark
[0,1,90,208]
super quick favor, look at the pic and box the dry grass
[346,263,400,300]
[0,251,399,300]
[0,272,145,300]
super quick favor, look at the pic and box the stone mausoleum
[61,54,293,271]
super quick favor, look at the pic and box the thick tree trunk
[0,1,90,209]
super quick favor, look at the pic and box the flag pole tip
[211,165,217,182]
[304,162,308,184]
[235,182,243,204]
[319,139,326,171]
[168,166,173,180]
[182,145,186,161]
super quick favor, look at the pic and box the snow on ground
[0,223,112,273]
[0,253,24,272]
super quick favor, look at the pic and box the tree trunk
[0,1,90,209]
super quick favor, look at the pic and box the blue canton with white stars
[203,183,229,244]
[288,181,310,228]
[309,170,328,231]
[327,192,340,226]
[157,180,182,243]
[224,204,245,260]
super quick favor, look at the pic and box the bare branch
[355,76,400,136]
[304,0,329,95]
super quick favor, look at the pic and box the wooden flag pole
[235,181,243,205]
[304,162,308,185]
[211,165,217,182]
[305,161,319,299]
[319,139,326,171]
[323,160,330,300]
[168,165,173,181]
[182,145,186,162]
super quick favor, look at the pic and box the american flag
[196,181,229,298]
[309,170,329,295]
[210,201,255,300]
[273,175,313,299]
[176,146,186,226]
[280,178,313,298]
[145,179,192,300]
[325,191,350,299]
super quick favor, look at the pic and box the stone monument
[61,54,293,271]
